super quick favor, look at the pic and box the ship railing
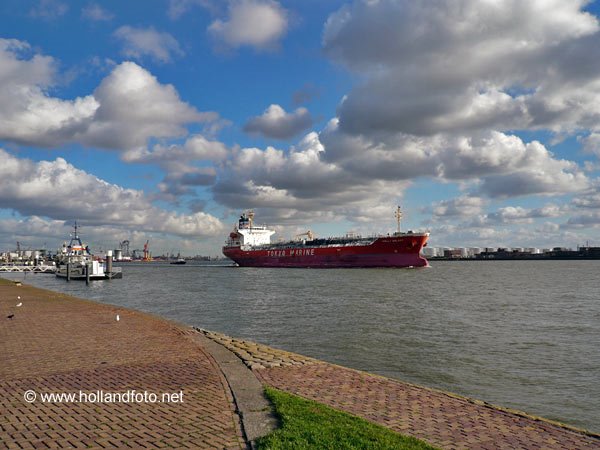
[246,237,378,251]
[238,224,270,231]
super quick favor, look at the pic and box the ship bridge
[226,211,274,248]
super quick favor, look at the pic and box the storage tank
[421,247,436,257]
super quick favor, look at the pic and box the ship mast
[395,205,403,234]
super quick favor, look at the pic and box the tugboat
[223,207,430,268]
[55,223,122,280]
[170,255,186,265]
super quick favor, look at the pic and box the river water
[4,260,599,432]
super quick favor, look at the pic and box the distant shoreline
[429,255,600,261]
[428,246,600,261]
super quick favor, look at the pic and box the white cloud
[114,26,184,63]
[536,222,561,234]
[213,131,411,227]
[318,119,437,181]
[0,39,99,147]
[29,0,68,19]
[0,149,224,238]
[85,62,214,149]
[319,122,589,198]
[449,134,589,198]
[323,0,600,137]
[220,132,348,199]
[0,216,67,244]
[581,133,600,157]
[0,41,218,152]
[243,104,314,139]
[571,181,600,211]
[573,192,600,209]
[427,211,592,249]
[483,205,563,225]
[123,135,228,197]
[124,134,229,164]
[565,212,600,228]
[422,198,577,247]
[168,0,217,20]
[82,3,113,21]
[431,196,486,218]
[208,0,288,50]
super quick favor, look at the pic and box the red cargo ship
[222,208,429,268]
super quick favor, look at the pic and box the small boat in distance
[170,252,186,265]
[56,223,122,280]
[222,207,429,268]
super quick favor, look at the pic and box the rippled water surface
[6,260,599,431]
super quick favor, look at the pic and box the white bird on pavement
[16,302,22,307]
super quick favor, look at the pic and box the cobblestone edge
[197,328,600,441]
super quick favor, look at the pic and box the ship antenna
[395,206,403,234]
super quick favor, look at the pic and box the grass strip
[256,387,438,449]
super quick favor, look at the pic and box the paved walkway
[0,281,245,449]
[202,330,600,450]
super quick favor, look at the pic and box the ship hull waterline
[223,235,429,268]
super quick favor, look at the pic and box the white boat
[56,223,122,280]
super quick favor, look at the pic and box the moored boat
[222,208,429,268]
[56,223,122,280]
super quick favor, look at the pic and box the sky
[2,0,600,256]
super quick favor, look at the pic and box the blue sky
[2,0,600,255]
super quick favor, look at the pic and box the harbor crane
[143,240,151,261]
[294,230,315,241]
[119,240,130,257]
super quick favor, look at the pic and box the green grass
[256,387,438,450]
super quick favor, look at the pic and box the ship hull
[223,235,429,268]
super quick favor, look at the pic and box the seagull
[16,302,22,307]
[116,314,120,321]
[7,314,14,319]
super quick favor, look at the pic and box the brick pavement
[0,281,245,449]
[201,330,600,450]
